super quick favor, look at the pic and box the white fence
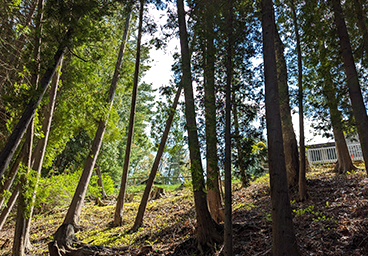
[307,143,363,165]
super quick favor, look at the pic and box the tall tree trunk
[13,2,44,252]
[319,43,356,174]
[63,11,132,227]
[24,57,63,249]
[331,0,368,173]
[13,120,34,256]
[203,0,224,224]
[0,28,72,179]
[261,1,300,255]
[224,0,233,254]
[177,0,222,249]
[274,26,300,188]
[113,4,142,226]
[352,0,368,57]
[233,100,248,187]
[131,86,182,232]
[290,0,307,201]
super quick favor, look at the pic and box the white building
[306,136,363,165]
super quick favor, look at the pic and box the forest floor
[0,163,368,255]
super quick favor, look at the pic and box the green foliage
[35,170,114,212]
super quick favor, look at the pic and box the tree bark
[95,166,107,199]
[233,100,248,187]
[131,86,182,232]
[274,25,300,188]
[352,0,368,57]
[113,4,142,226]
[319,43,356,174]
[203,0,224,224]
[24,56,63,249]
[331,0,368,174]
[177,0,222,249]
[261,1,300,255]
[224,0,234,254]
[63,11,132,227]
[13,119,34,256]
[0,28,72,179]
[0,144,24,209]
[290,0,307,201]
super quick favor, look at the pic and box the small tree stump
[149,187,166,200]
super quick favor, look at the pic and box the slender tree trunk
[319,43,356,173]
[0,28,72,179]
[224,0,233,254]
[177,0,222,249]
[274,26,300,188]
[131,86,182,232]
[233,100,248,187]
[203,0,224,224]
[261,1,300,255]
[13,3,44,252]
[352,0,368,57]
[95,166,107,199]
[63,11,132,227]
[24,57,63,249]
[290,0,307,201]
[0,184,20,231]
[331,0,368,173]
[113,4,142,226]
[0,144,25,209]
[13,119,34,256]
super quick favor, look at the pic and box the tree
[224,0,234,253]
[330,0,368,174]
[274,24,300,188]
[261,0,299,254]
[177,0,222,250]
[113,0,143,226]
[201,0,224,224]
[63,9,132,227]
[289,0,307,200]
[0,28,71,179]
[131,85,182,232]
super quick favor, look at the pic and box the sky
[141,4,332,146]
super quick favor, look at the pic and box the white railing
[307,143,363,165]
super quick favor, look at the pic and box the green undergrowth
[5,185,194,255]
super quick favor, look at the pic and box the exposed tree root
[48,224,153,256]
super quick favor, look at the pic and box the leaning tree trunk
[0,144,25,209]
[274,25,300,188]
[131,86,182,232]
[331,0,368,174]
[0,184,20,231]
[352,0,368,58]
[290,0,307,201]
[319,42,356,174]
[261,1,300,255]
[177,0,222,249]
[0,28,72,179]
[13,119,34,256]
[63,11,132,227]
[13,3,44,252]
[24,57,63,249]
[224,0,234,254]
[113,4,142,226]
[203,0,224,224]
